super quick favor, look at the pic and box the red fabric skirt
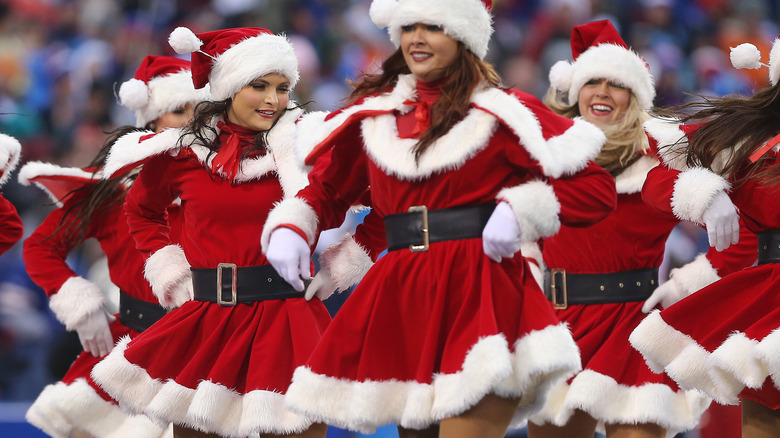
[631,263,780,409]
[92,298,331,437]
[284,239,582,433]
[26,318,168,437]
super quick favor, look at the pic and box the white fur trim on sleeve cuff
[668,253,721,296]
[498,181,561,242]
[671,167,730,224]
[144,245,190,303]
[319,233,374,292]
[48,276,105,330]
[261,197,319,252]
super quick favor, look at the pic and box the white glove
[305,269,338,301]
[642,278,686,313]
[74,309,116,357]
[266,228,311,292]
[701,190,740,252]
[482,202,522,263]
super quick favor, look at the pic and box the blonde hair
[544,87,650,176]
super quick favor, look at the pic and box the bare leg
[437,393,520,438]
[742,398,780,438]
[397,425,439,438]
[71,429,95,438]
[173,424,222,438]
[604,422,665,438]
[526,409,598,438]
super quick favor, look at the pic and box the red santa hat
[168,26,299,101]
[729,34,780,86]
[369,0,494,60]
[549,20,656,110]
[0,133,21,188]
[118,55,210,127]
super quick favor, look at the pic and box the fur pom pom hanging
[118,78,149,110]
[168,27,203,54]
[548,60,574,93]
[369,0,397,28]
[730,43,763,70]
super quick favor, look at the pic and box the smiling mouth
[256,109,275,118]
[410,52,433,62]
[590,104,613,115]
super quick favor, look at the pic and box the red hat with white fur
[369,0,494,60]
[549,20,656,110]
[168,26,300,101]
[0,133,21,188]
[118,55,210,127]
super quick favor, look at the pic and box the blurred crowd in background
[0,0,778,435]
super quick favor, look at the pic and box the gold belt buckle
[550,268,568,310]
[216,263,237,306]
[407,205,429,252]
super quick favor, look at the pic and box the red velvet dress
[262,76,618,432]
[91,112,332,437]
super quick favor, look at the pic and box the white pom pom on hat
[118,78,149,110]
[730,43,763,70]
[548,60,574,94]
[168,26,203,55]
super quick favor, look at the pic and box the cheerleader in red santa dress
[0,133,23,255]
[261,1,617,436]
[630,38,780,438]
[526,20,758,438]
[22,55,208,438]
[91,27,331,438]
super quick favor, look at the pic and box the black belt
[543,268,659,309]
[119,292,167,333]
[384,203,496,252]
[191,264,305,306]
[758,230,780,265]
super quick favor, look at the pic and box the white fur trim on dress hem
[284,324,581,433]
[319,233,373,291]
[755,328,780,393]
[558,370,709,436]
[49,276,105,330]
[630,311,737,405]
[91,337,313,437]
[498,180,561,242]
[707,332,765,401]
[26,383,73,438]
[671,167,730,224]
[261,197,319,251]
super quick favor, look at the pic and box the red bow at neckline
[212,121,258,179]
[402,99,432,139]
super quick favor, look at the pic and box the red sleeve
[22,193,107,297]
[550,162,617,227]
[124,154,178,256]
[353,210,387,261]
[297,121,371,234]
[0,195,22,255]
[705,217,758,276]
[642,165,679,215]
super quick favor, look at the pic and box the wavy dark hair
[180,98,306,173]
[657,83,780,189]
[349,43,501,161]
[48,125,146,246]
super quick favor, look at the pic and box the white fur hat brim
[210,33,300,101]
[133,71,210,127]
[770,38,780,86]
[370,0,493,60]
[555,43,655,110]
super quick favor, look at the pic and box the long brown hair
[544,87,650,176]
[660,83,780,188]
[48,125,145,246]
[349,44,501,160]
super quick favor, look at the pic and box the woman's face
[577,78,631,128]
[153,102,195,132]
[227,73,291,131]
[400,23,459,83]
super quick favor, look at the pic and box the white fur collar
[644,117,735,174]
[18,161,103,206]
[103,108,308,197]
[614,154,659,194]
[300,75,604,179]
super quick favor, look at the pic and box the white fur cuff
[261,197,318,252]
[144,245,191,306]
[49,276,105,330]
[498,181,561,242]
[669,253,720,296]
[319,233,373,291]
[671,167,730,224]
